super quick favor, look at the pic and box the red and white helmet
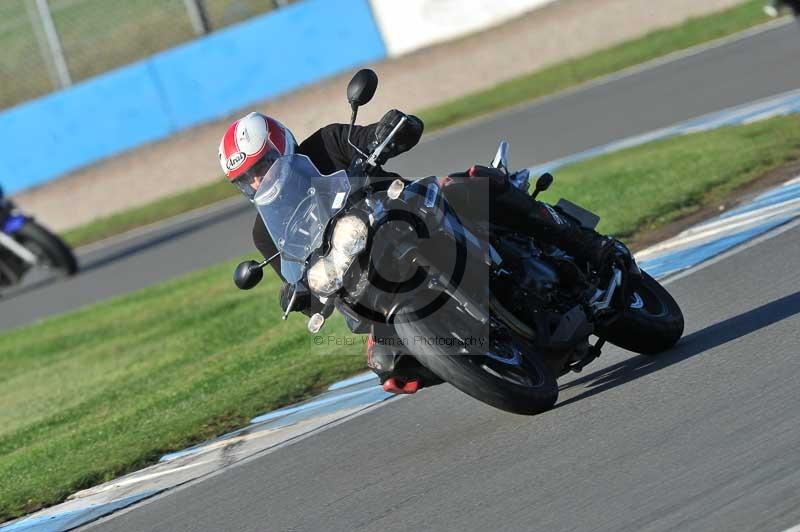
[218,112,297,199]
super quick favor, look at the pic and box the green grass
[55,0,774,248]
[62,180,237,248]
[545,115,800,240]
[2,114,800,521]
[0,258,364,521]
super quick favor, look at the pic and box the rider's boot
[489,183,641,277]
[366,332,443,394]
[555,224,643,290]
[554,225,618,273]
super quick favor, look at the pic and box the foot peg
[570,338,606,373]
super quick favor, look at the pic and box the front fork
[0,216,37,266]
[570,253,643,373]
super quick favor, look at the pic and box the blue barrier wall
[1,0,386,195]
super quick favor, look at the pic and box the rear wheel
[597,271,683,355]
[394,304,558,415]
[15,222,78,275]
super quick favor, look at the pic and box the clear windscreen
[254,155,351,284]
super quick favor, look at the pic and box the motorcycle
[233,69,684,415]
[0,185,78,289]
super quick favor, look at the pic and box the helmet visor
[231,149,280,200]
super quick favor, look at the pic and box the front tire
[394,305,558,415]
[598,271,683,355]
[15,222,78,275]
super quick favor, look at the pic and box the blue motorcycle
[0,185,78,288]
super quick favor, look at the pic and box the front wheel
[597,271,683,355]
[394,305,558,415]
[15,222,78,275]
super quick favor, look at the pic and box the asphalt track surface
[90,222,800,532]
[2,20,800,331]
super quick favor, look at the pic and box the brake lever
[282,282,311,320]
[366,115,407,167]
[282,288,298,320]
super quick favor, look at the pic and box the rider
[218,110,421,275]
[218,110,621,393]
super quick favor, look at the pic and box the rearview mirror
[536,173,554,192]
[531,172,554,200]
[347,69,378,109]
[233,260,263,290]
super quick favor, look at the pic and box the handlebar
[367,115,407,167]
[348,110,410,175]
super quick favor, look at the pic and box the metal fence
[0,0,292,111]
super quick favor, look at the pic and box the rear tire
[394,305,558,415]
[15,222,78,275]
[597,271,683,355]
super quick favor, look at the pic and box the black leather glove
[374,110,424,164]
[279,282,323,317]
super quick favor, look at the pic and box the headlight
[307,256,343,296]
[332,215,368,256]
[307,215,368,297]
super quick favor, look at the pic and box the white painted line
[249,386,383,425]
[159,428,279,462]
[781,523,800,532]
[70,460,213,498]
[637,197,800,259]
[686,198,800,233]
[741,106,794,124]
[662,217,800,285]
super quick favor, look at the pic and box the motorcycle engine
[492,234,592,333]
[492,235,595,374]
[492,235,560,315]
